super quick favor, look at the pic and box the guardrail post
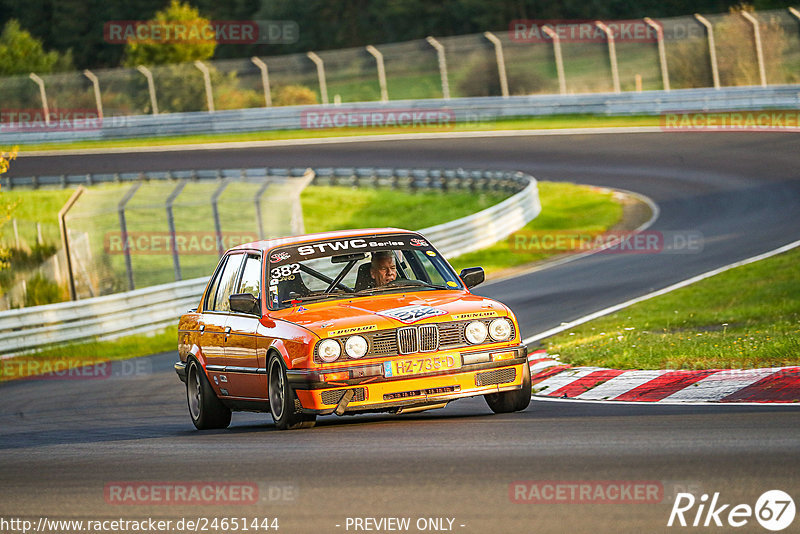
[644,18,670,91]
[694,14,720,89]
[741,11,767,87]
[58,186,85,300]
[306,51,329,105]
[136,65,159,114]
[426,36,450,100]
[194,60,215,113]
[118,182,141,291]
[254,177,271,239]
[28,73,50,125]
[211,179,230,257]
[165,180,187,281]
[542,25,567,95]
[83,69,104,120]
[483,31,509,98]
[595,22,620,93]
[251,56,272,107]
[366,45,389,102]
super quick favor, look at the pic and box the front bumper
[288,345,528,415]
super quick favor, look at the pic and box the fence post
[251,56,272,107]
[483,32,509,98]
[28,73,50,125]
[83,69,104,119]
[740,11,767,87]
[644,18,670,91]
[136,65,159,114]
[694,14,720,89]
[426,36,451,100]
[594,21,620,93]
[194,60,215,112]
[58,186,85,300]
[118,182,141,291]
[165,180,186,281]
[542,25,566,95]
[366,45,389,102]
[211,179,230,257]
[254,178,271,240]
[306,52,329,105]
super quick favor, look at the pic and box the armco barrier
[0,167,540,357]
[2,85,798,145]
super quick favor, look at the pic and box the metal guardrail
[0,167,540,357]
[2,85,798,145]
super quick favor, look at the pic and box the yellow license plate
[385,354,461,377]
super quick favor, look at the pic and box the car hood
[269,290,511,338]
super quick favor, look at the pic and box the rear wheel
[186,359,231,430]
[484,363,532,414]
[268,354,316,430]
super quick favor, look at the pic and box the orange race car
[175,228,531,430]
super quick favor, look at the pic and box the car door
[223,252,266,399]
[199,252,245,397]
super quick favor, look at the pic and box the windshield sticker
[328,324,378,337]
[410,238,429,247]
[270,264,300,279]
[446,281,458,287]
[377,305,448,324]
[452,311,499,320]
[270,251,291,263]
[426,250,437,257]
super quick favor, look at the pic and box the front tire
[484,363,532,414]
[268,354,316,430]
[186,359,231,430]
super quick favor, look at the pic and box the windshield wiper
[354,281,449,295]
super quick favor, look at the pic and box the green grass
[545,247,800,370]
[0,326,177,382]
[449,182,623,274]
[15,114,662,153]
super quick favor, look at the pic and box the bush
[456,52,545,97]
[24,272,66,306]
[272,85,318,106]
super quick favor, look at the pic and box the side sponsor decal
[328,324,378,337]
[452,311,499,320]
[377,305,448,324]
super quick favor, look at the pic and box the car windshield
[266,234,463,309]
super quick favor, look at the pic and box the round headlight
[317,339,341,362]
[345,335,368,359]
[489,318,513,341]
[465,320,488,344]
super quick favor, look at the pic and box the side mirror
[459,267,485,289]
[230,293,260,315]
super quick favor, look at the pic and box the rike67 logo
[668,490,795,531]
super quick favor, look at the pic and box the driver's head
[370,251,397,287]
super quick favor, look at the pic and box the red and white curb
[527,351,800,403]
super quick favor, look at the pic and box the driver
[370,251,397,287]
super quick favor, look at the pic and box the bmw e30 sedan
[175,228,531,430]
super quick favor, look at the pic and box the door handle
[198,324,205,334]
[224,326,232,336]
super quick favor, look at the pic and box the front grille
[320,388,366,405]
[475,368,517,387]
[419,324,439,352]
[397,327,418,354]
[315,317,516,363]
[371,330,398,354]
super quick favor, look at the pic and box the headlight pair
[317,335,368,362]
[465,318,513,344]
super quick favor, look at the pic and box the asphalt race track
[2,132,799,533]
